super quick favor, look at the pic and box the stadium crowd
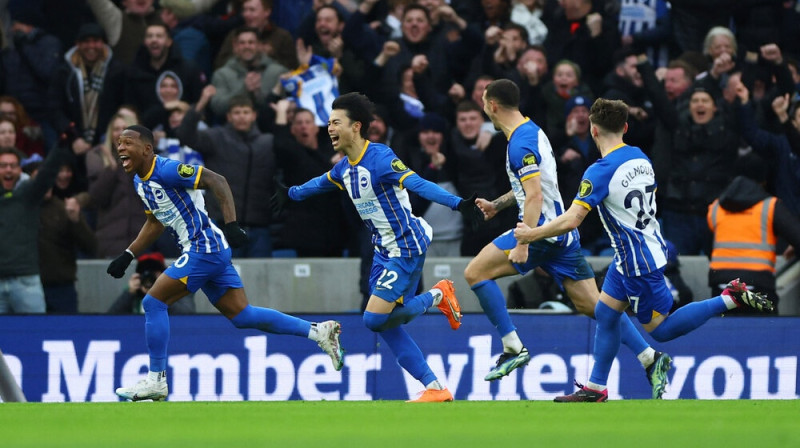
[1,0,799,314]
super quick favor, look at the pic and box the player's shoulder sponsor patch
[578,179,593,198]
[390,158,409,173]
[177,164,196,178]
[522,153,538,166]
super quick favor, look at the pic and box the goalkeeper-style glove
[223,221,249,248]
[107,250,134,278]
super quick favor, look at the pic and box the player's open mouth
[330,135,339,145]
[120,155,131,169]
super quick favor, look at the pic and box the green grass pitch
[1,400,798,448]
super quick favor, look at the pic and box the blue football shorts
[368,251,425,304]
[602,264,673,324]
[163,247,243,305]
[493,229,595,289]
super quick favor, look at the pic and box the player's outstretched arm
[402,173,462,210]
[514,202,588,244]
[288,172,341,201]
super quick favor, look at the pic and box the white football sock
[430,288,443,306]
[638,347,656,368]
[501,331,524,354]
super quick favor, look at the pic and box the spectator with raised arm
[48,23,125,150]
[86,0,161,66]
[209,26,287,119]
[213,0,296,71]
[177,86,276,258]
[0,131,77,314]
[124,23,206,118]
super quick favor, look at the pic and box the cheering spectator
[272,99,345,257]
[0,133,77,314]
[2,10,62,148]
[214,0,296,71]
[48,23,126,151]
[210,26,288,119]
[87,0,161,66]
[124,23,206,119]
[178,86,277,258]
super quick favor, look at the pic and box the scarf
[71,47,109,143]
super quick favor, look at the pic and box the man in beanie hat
[48,22,126,151]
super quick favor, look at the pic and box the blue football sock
[619,313,649,355]
[650,296,727,342]
[384,291,434,329]
[379,326,437,386]
[472,280,515,336]
[589,301,622,387]
[230,304,310,337]
[142,295,169,372]
[363,311,390,332]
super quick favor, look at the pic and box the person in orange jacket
[707,153,800,314]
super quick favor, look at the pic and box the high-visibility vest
[707,197,777,273]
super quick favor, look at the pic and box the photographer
[107,253,195,315]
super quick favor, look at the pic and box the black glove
[107,250,134,278]
[223,221,249,248]
[457,193,483,231]
[59,122,79,147]
[271,179,289,215]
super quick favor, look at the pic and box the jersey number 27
[624,183,656,230]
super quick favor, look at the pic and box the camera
[139,270,159,289]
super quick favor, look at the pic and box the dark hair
[734,152,768,184]
[402,4,431,23]
[484,79,520,109]
[228,95,255,111]
[317,4,344,23]
[124,125,155,146]
[145,22,171,38]
[0,146,25,162]
[331,92,375,139]
[589,98,629,134]
[667,59,698,81]
[613,47,637,68]
[504,22,529,45]
[234,26,260,39]
[292,107,315,123]
[456,100,483,114]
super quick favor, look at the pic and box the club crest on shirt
[390,158,408,173]
[578,179,593,198]
[177,164,195,178]
[522,153,537,166]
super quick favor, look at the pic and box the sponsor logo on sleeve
[578,179,593,198]
[178,164,196,178]
[390,158,408,173]
[522,153,537,166]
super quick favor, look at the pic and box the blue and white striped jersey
[281,54,340,127]
[134,156,228,254]
[618,0,670,68]
[330,142,432,258]
[574,144,667,276]
[506,118,577,247]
